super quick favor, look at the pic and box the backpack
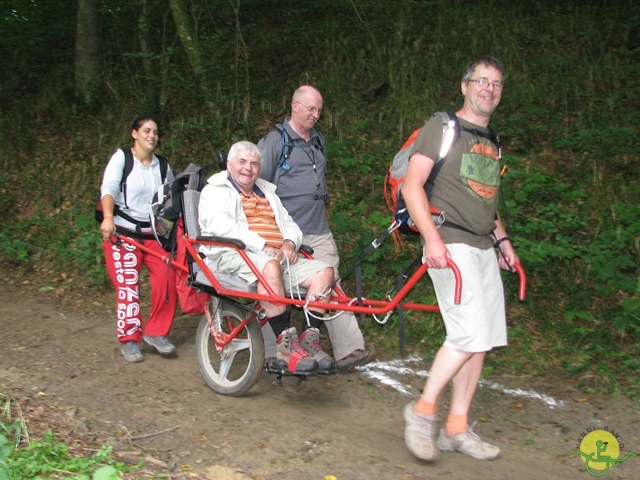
[163,162,212,315]
[95,147,169,225]
[150,163,206,252]
[383,112,501,235]
[153,162,210,314]
[269,123,325,186]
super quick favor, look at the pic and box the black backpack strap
[394,255,422,356]
[314,129,326,154]
[119,148,169,218]
[271,123,294,186]
[488,126,502,158]
[116,210,152,229]
[156,154,169,182]
[120,147,134,209]
[458,121,502,156]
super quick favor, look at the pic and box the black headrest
[216,150,227,171]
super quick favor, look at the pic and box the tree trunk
[74,0,101,106]
[138,0,154,82]
[169,0,204,84]
[388,0,413,139]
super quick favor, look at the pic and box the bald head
[292,85,322,104]
[290,85,323,136]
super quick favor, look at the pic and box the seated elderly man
[198,140,336,375]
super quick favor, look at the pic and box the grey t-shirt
[257,118,330,235]
[410,114,501,249]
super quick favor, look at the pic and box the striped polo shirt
[229,176,283,248]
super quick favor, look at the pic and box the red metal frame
[112,232,526,318]
[203,302,256,351]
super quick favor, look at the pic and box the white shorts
[427,243,507,353]
[207,249,330,287]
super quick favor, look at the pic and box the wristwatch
[283,239,296,249]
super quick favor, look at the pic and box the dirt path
[1,282,638,479]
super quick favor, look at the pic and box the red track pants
[102,238,177,343]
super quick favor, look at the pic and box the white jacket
[198,171,302,259]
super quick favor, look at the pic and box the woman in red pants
[99,116,177,362]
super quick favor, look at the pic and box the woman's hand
[100,217,116,242]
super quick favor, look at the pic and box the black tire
[195,299,265,396]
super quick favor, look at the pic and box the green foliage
[73,214,111,288]
[92,466,122,480]
[0,232,32,264]
[7,431,127,479]
[496,153,640,396]
[1,391,134,479]
[0,175,10,218]
[0,392,24,480]
[0,425,19,480]
[0,393,130,480]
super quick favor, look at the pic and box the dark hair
[461,56,506,82]
[130,115,158,132]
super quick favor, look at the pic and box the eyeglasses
[468,78,504,91]
[295,102,323,115]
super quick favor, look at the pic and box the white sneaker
[143,335,176,355]
[436,422,500,460]
[403,402,440,461]
[120,341,144,362]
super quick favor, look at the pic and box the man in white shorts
[198,141,335,375]
[401,56,520,462]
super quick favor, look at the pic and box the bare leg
[430,349,499,460]
[299,267,334,315]
[421,345,473,406]
[449,352,485,416]
[257,260,286,317]
[421,345,486,417]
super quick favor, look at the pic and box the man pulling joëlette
[401,56,520,462]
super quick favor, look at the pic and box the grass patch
[0,390,134,480]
